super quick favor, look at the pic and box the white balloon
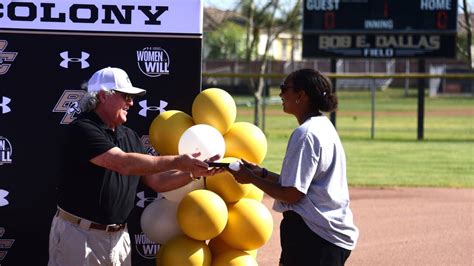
[140,198,182,244]
[178,124,225,161]
[161,178,205,202]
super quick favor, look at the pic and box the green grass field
[234,88,474,188]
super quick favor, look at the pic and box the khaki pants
[48,215,131,266]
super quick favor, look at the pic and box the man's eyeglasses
[115,91,135,102]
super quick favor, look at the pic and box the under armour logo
[136,191,159,208]
[59,51,90,69]
[138,99,168,117]
[0,40,18,75]
[0,97,11,114]
[0,190,9,207]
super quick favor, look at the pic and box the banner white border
[0,0,202,34]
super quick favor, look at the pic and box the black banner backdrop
[0,0,203,265]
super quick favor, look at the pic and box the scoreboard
[302,0,458,58]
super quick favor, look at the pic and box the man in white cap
[48,67,220,265]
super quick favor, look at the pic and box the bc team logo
[136,47,170,77]
[0,40,18,75]
[0,137,12,165]
[140,135,158,156]
[0,227,15,261]
[53,90,86,124]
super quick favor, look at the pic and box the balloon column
[144,88,272,265]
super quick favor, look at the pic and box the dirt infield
[257,187,474,266]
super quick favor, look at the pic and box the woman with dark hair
[229,69,358,266]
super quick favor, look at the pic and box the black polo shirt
[57,112,146,224]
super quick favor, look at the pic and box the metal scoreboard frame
[302,0,458,58]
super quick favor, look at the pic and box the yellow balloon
[224,122,267,164]
[149,110,194,155]
[246,249,258,259]
[159,235,211,266]
[211,250,258,266]
[177,189,228,241]
[244,185,265,202]
[219,198,273,250]
[206,157,252,203]
[208,237,257,259]
[192,88,236,135]
[155,244,167,266]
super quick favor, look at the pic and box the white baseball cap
[87,67,146,96]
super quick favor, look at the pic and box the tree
[238,0,302,128]
[205,21,246,60]
[458,0,473,69]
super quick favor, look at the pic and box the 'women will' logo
[0,137,12,165]
[136,47,170,77]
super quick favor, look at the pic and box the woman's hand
[240,158,266,177]
[227,161,259,184]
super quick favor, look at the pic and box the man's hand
[176,153,209,172]
[191,166,225,179]
[203,154,221,163]
[192,153,225,177]
[176,153,223,172]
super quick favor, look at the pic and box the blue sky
[203,0,238,10]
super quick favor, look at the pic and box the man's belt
[56,208,126,232]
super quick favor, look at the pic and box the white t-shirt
[273,116,359,250]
